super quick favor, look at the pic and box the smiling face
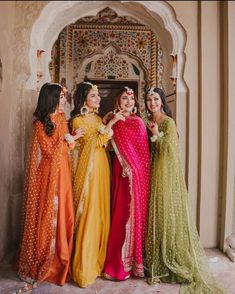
[86,88,101,111]
[146,93,162,113]
[118,91,135,114]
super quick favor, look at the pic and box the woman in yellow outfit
[70,81,124,288]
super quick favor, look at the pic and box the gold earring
[132,106,137,114]
[80,104,89,115]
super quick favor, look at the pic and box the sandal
[15,282,38,293]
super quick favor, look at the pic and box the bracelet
[150,131,164,142]
[150,135,158,142]
[64,133,75,144]
[98,124,114,137]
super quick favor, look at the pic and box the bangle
[64,133,75,144]
[150,131,164,142]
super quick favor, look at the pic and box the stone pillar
[219,2,235,254]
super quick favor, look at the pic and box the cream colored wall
[220,1,235,249]
[169,1,222,247]
[169,1,235,249]
[0,1,15,261]
[199,1,221,247]
[0,1,45,261]
[168,0,199,226]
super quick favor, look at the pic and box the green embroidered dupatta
[145,117,225,293]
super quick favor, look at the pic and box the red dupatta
[111,114,150,276]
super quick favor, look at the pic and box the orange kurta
[17,112,74,286]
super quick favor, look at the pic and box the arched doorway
[23,0,189,204]
[26,1,187,92]
[25,1,188,158]
[23,2,188,172]
[48,7,159,118]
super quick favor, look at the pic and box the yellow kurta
[71,113,111,288]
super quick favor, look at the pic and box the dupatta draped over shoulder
[72,113,112,288]
[71,114,112,230]
[145,117,225,294]
[17,113,70,283]
[111,115,150,276]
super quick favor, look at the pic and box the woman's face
[58,90,67,113]
[119,91,135,114]
[86,88,101,111]
[146,93,162,113]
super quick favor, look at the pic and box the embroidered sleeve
[97,124,113,148]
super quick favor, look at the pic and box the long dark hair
[33,82,62,136]
[70,82,93,118]
[114,87,140,116]
[145,87,172,118]
[69,82,93,132]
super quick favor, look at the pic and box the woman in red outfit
[104,87,150,280]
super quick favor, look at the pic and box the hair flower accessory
[83,81,98,92]
[83,81,93,86]
[147,87,156,96]
[124,86,134,96]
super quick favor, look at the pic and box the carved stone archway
[76,44,147,101]
[26,1,187,93]
[25,1,188,165]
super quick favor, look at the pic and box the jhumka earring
[80,104,89,115]
[146,109,152,117]
[147,87,156,96]
[132,106,137,114]
[94,108,99,114]
[161,106,165,113]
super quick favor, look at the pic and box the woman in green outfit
[144,87,225,293]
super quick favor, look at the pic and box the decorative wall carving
[49,7,164,104]
[76,6,140,25]
[94,49,129,79]
[77,44,146,109]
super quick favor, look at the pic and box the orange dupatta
[17,113,67,283]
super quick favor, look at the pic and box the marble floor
[0,249,235,294]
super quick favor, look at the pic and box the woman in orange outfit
[16,83,85,292]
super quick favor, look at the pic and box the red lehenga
[17,112,74,286]
[104,115,150,280]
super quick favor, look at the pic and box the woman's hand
[102,111,114,124]
[101,110,125,134]
[147,121,159,136]
[111,110,125,124]
[73,127,86,140]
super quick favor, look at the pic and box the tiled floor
[0,249,234,294]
